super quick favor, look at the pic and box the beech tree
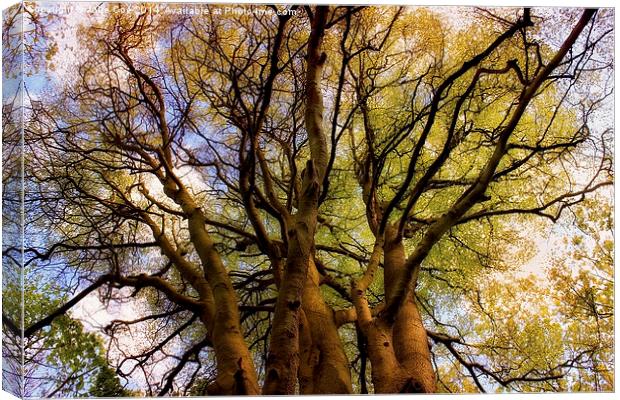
[2,2,614,396]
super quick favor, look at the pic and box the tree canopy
[2,2,614,396]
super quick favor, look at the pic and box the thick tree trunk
[263,6,330,394]
[262,213,313,393]
[189,221,260,395]
[384,226,436,392]
[393,296,436,392]
[362,319,412,393]
[358,226,436,393]
[262,161,321,394]
[298,258,352,393]
[161,182,260,395]
[298,308,315,393]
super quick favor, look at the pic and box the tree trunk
[360,225,436,393]
[263,6,330,394]
[298,258,352,393]
[392,296,436,392]
[187,218,260,395]
[262,209,316,394]
[161,182,260,395]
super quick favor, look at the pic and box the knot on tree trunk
[301,159,321,196]
[232,358,250,395]
[400,378,425,393]
[287,299,301,310]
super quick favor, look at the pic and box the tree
[3,274,122,397]
[546,196,614,391]
[89,365,134,398]
[3,2,613,395]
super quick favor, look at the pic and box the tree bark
[355,225,436,393]
[384,226,436,392]
[161,182,260,395]
[392,297,436,392]
[298,258,352,393]
[262,161,320,394]
[263,6,330,394]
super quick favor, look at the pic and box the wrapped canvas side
[2,2,25,398]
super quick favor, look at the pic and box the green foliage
[89,365,132,398]
[13,270,125,397]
